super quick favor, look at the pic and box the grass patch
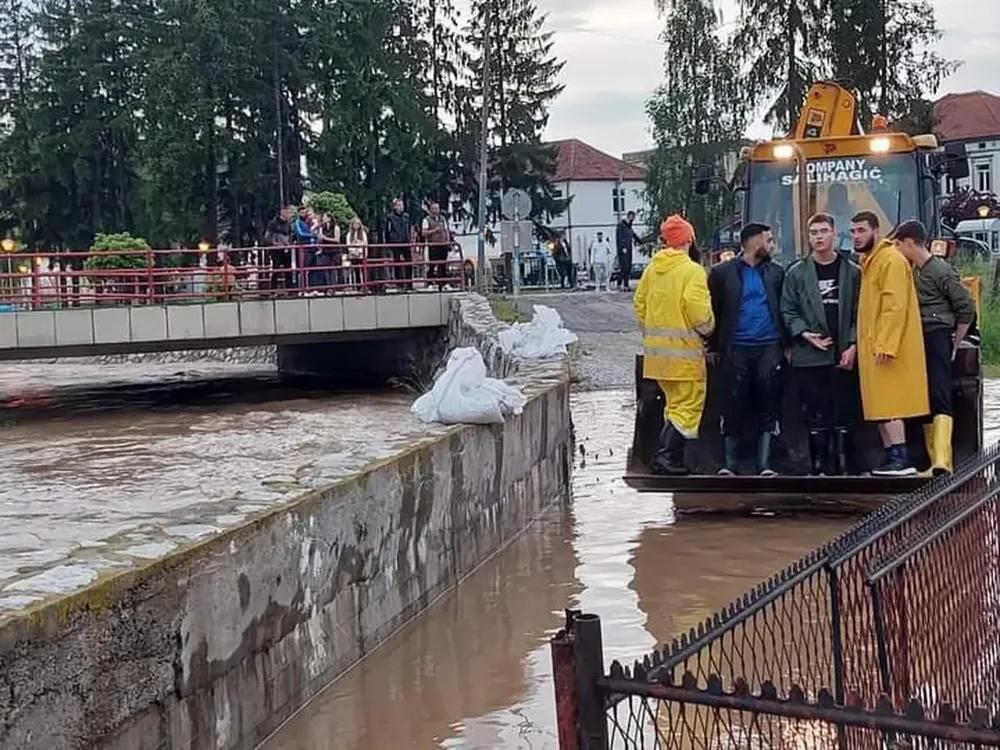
[489,296,529,324]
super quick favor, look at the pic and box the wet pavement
[261,390,855,749]
[0,363,450,615]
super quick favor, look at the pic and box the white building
[935,91,1000,198]
[546,139,648,266]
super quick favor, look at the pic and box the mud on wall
[0,294,573,750]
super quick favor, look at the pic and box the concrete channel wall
[0,294,573,750]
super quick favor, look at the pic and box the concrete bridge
[0,292,460,385]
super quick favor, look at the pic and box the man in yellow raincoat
[633,215,715,475]
[857,224,930,476]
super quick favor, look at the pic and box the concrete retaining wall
[0,294,572,750]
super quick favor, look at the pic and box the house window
[976,162,992,193]
[612,186,625,214]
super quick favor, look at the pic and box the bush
[85,232,151,271]
[306,191,357,223]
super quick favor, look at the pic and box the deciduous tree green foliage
[646,0,746,243]
[646,0,958,243]
[0,0,566,250]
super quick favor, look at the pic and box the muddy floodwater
[1,360,997,746]
[264,387,1000,749]
[0,362,451,615]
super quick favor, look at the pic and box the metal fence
[0,242,469,309]
[551,444,1000,748]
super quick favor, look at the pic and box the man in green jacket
[892,219,975,475]
[780,213,862,475]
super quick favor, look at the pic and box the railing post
[573,613,609,750]
[551,613,580,750]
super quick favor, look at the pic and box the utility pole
[273,40,285,207]
[475,1,492,293]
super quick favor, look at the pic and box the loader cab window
[745,153,921,263]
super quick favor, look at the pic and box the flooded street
[1,352,997,746]
[0,362,451,614]
[261,391,855,749]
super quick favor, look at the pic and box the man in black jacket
[384,198,416,290]
[707,222,786,476]
[615,211,641,291]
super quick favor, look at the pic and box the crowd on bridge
[262,198,468,295]
[634,212,976,479]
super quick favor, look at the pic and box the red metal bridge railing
[0,242,470,310]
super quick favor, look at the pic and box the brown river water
[1,366,998,747]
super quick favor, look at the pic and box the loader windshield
[745,152,920,262]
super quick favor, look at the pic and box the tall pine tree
[646,0,745,242]
[459,0,567,224]
[828,0,957,127]
[730,0,826,132]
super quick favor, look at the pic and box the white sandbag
[497,304,578,359]
[412,347,526,425]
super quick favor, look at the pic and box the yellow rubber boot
[931,414,954,476]
[920,423,935,478]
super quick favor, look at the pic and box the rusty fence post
[551,612,580,750]
[573,613,609,750]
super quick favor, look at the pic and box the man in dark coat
[707,222,787,476]
[615,211,641,291]
[780,213,862,475]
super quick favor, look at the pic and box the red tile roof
[935,91,1000,142]
[549,138,646,182]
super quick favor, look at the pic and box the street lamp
[198,240,210,253]
[1,238,14,254]
[978,204,990,219]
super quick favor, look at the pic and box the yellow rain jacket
[858,239,930,421]
[634,248,715,381]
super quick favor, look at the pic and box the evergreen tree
[459,0,568,224]
[730,0,826,132]
[646,0,745,242]
[0,0,39,237]
[828,0,957,127]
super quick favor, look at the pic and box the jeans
[722,342,783,436]
[307,251,330,290]
[796,364,859,430]
[593,262,609,290]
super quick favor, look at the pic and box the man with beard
[855,215,929,476]
[780,213,861,475]
[707,222,787,476]
[849,210,880,259]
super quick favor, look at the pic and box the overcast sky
[531,0,998,157]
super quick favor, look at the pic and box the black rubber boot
[718,436,739,476]
[757,433,776,477]
[833,428,854,476]
[650,424,689,476]
[808,430,831,476]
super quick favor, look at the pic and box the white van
[954,217,1000,255]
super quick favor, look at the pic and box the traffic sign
[501,221,533,253]
[501,188,532,220]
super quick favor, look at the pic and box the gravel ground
[512,290,641,391]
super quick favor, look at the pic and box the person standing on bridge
[708,222,786,476]
[633,215,715,475]
[780,213,861,476]
[856,222,929,476]
[384,198,416,291]
[892,219,975,476]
